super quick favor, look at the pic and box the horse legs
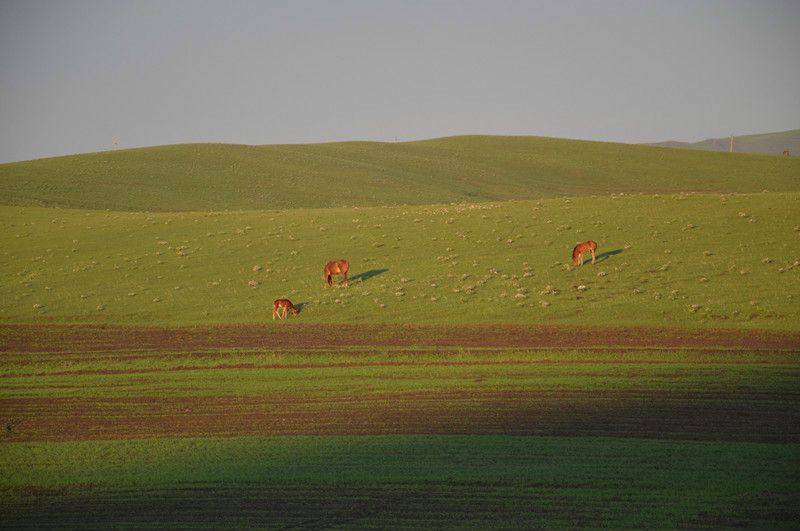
[591,249,596,265]
[272,308,277,320]
[341,270,348,288]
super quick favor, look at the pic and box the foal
[272,299,299,320]
[572,240,598,266]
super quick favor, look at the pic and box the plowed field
[2,324,799,528]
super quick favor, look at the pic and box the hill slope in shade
[1,135,799,211]
[647,129,800,156]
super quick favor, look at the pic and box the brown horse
[324,260,349,288]
[572,240,597,266]
[783,150,791,156]
[272,299,298,320]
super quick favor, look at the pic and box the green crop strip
[2,436,798,528]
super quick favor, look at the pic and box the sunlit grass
[3,192,798,329]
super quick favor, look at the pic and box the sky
[1,0,799,163]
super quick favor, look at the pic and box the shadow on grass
[295,302,307,314]
[594,249,623,264]
[351,269,389,283]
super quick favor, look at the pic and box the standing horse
[324,260,349,288]
[783,150,791,156]
[572,240,598,266]
[272,299,299,320]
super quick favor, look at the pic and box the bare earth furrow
[3,389,797,443]
[2,324,799,353]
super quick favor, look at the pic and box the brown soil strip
[2,323,799,352]
[3,390,797,443]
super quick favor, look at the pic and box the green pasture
[3,435,799,528]
[2,135,799,211]
[3,192,799,328]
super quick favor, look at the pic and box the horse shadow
[594,249,623,264]
[351,268,389,283]
[295,302,307,314]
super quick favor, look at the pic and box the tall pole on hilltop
[729,133,734,153]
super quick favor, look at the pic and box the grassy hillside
[648,129,800,156]
[3,192,798,329]
[1,136,798,211]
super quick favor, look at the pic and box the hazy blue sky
[1,0,799,162]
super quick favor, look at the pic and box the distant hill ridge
[1,135,798,211]
[647,129,799,156]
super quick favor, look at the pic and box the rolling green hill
[648,129,800,156]
[1,135,798,211]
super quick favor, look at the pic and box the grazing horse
[572,240,598,266]
[783,150,791,156]
[272,299,298,320]
[324,260,349,288]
